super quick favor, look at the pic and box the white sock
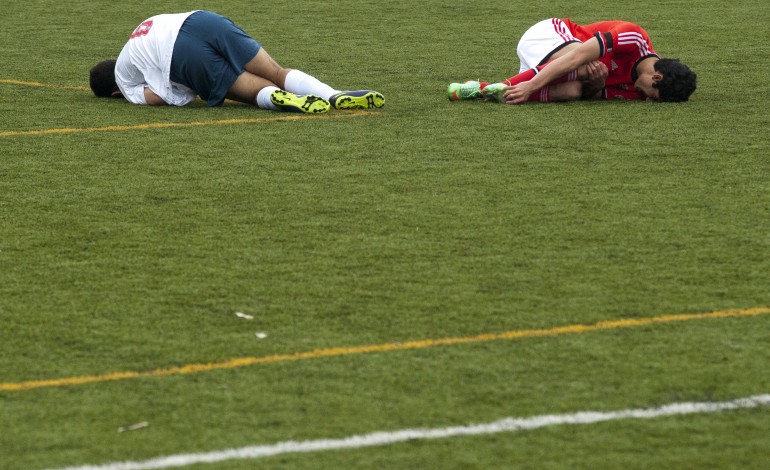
[284,69,338,100]
[256,86,280,110]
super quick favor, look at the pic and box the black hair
[653,58,697,102]
[89,60,118,97]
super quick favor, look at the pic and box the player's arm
[503,37,602,104]
[143,87,168,106]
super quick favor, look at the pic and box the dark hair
[653,58,697,102]
[89,60,118,97]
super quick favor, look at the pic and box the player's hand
[585,60,608,82]
[502,83,535,104]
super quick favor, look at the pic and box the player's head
[89,60,119,98]
[652,58,697,102]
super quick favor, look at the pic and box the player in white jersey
[90,11,385,113]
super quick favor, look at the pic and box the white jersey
[115,11,198,105]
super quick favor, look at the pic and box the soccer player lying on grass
[448,18,696,103]
[89,10,385,113]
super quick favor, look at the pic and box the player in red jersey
[448,18,696,104]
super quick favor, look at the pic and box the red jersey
[562,19,659,98]
[603,85,644,100]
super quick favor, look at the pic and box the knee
[243,48,288,86]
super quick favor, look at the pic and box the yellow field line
[0,112,374,137]
[2,306,768,392]
[0,78,378,136]
[0,79,91,91]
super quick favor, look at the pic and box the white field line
[51,394,770,470]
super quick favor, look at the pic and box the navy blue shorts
[170,11,261,107]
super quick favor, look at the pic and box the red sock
[550,69,579,84]
[501,68,537,86]
[527,86,552,103]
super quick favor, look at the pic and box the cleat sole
[332,91,385,110]
[270,90,330,113]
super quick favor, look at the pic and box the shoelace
[460,82,482,97]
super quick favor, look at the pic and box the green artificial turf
[1,1,769,468]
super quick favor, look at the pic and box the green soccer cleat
[329,90,385,109]
[270,90,330,113]
[481,82,507,103]
[447,81,482,101]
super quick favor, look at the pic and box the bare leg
[226,47,342,112]
[225,48,291,105]
[549,81,583,102]
[225,71,278,105]
[241,48,290,89]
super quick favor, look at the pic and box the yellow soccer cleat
[270,90,330,113]
[329,90,385,110]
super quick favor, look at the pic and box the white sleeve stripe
[617,32,651,56]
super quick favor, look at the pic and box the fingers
[586,61,608,81]
[502,85,529,104]
[586,62,598,80]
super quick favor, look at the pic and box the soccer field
[2,1,769,468]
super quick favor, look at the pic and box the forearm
[143,87,168,106]
[504,38,602,104]
[526,54,584,91]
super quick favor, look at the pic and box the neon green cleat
[481,82,506,103]
[270,90,330,113]
[447,81,482,101]
[329,90,385,109]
